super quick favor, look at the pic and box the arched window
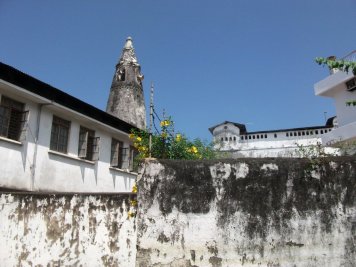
[118,68,126,81]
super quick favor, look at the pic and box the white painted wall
[314,69,356,144]
[0,90,38,191]
[0,80,136,193]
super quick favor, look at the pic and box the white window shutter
[92,137,100,161]
[19,110,29,142]
[78,131,88,158]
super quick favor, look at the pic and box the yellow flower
[138,146,148,152]
[132,184,137,193]
[190,146,198,154]
[129,133,135,139]
[128,211,136,218]
[136,136,142,142]
[160,120,170,127]
[176,134,182,142]
[130,199,138,207]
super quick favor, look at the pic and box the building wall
[136,158,356,267]
[333,84,356,126]
[314,68,356,144]
[0,193,137,267]
[0,91,38,191]
[0,83,136,193]
[213,123,335,157]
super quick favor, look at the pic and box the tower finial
[124,36,133,49]
[119,36,138,65]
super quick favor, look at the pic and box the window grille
[50,116,70,153]
[346,78,356,91]
[0,96,28,141]
[110,138,125,168]
[78,127,100,161]
[129,145,138,172]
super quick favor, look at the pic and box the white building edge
[0,62,138,193]
[314,50,356,147]
[210,51,356,158]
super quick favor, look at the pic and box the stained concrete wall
[2,158,356,267]
[136,158,356,267]
[0,193,137,267]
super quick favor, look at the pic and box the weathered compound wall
[0,193,137,267]
[136,158,356,267]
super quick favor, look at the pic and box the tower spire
[106,37,146,129]
[119,36,138,65]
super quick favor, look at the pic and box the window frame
[129,145,138,172]
[50,115,71,154]
[0,95,29,142]
[110,138,125,169]
[78,126,100,161]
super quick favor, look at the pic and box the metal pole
[149,82,153,158]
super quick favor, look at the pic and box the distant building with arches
[209,119,337,157]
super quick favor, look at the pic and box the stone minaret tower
[106,37,146,129]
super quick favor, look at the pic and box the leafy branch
[130,117,217,161]
[346,100,356,106]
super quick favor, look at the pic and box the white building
[314,50,356,146]
[210,120,336,158]
[0,62,138,193]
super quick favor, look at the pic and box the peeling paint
[0,193,136,267]
[261,163,278,172]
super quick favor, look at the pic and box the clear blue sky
[1,0,355,140]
